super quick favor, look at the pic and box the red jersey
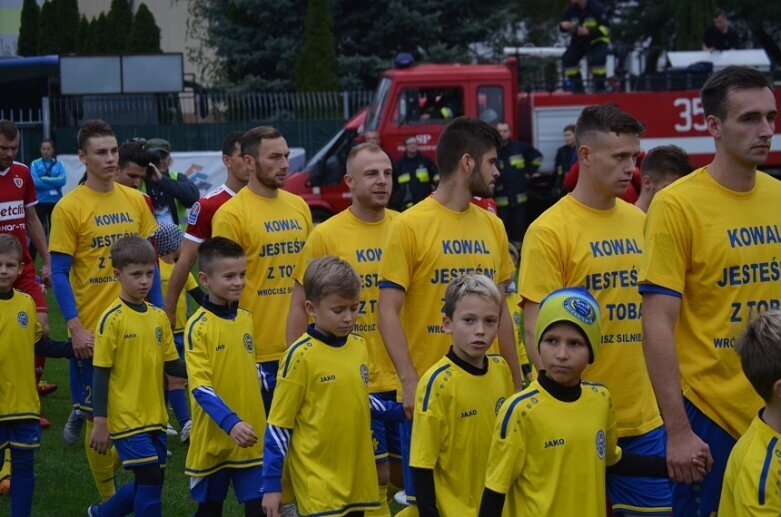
[185,184,237,244]
[0,162,37,265]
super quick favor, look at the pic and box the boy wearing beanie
[479,288,703,516]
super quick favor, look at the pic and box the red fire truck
[286,57,781,220]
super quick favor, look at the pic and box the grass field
[2,289,404,516]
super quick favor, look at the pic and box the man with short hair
[391,136,438,211]
[212,127,312,413]
[141,138,199,229]
[641,65,779,515]
[634,145,691,213]
[163,132,249,327]
[703,9,739,51]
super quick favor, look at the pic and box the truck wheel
[311,208,333,224]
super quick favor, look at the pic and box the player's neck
[634,191,652,213]
[762,403,781,434]
[432,178,472,212]
[120,293,146,308]
[572,180,616,211]
[0,288,13,300]
[349,203,385,223]
[248,178,278,199]
[85,174,114,193]
[706,156,757,192]
[225,176,247,194]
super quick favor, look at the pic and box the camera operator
[138,138,199,229]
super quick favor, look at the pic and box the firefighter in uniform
[495,122,543,247]
[392,135,438,211]
[560,0,610,93]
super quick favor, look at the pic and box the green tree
[17,0,40,56]
[295,0,338,91]
[75,15,90,54]
[92,13,112,54]
[127,3,162,53]
[675,0,716,50]
[107,0,134,53]
[56,0,80,53]
[37,1,58,54]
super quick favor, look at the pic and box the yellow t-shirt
[159,259,199,333]
[292,207,398,392]
[719,413,781,516]
[505,289,529,368]
[410,353,513,514]
[0,290,43,423]
[49,184,158,332]
[185,306,265,477]
[212,188,312,362]
[379,196,515,377]
[485,380,622,517]
[93,298,178,439]
[267,332,379,516]
[520,195,661,437]
[640,169,781,438]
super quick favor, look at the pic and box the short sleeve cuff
[638,283,681,298]
[378,280,405,290]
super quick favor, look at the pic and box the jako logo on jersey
[13,177,23,189]
[544,438,565,448]
[0,201,24,221]
[17,311,29,328]
[155,327,163,345]
[563,296,597,325]
[360,364,369,385]
[460,409,478,418]
[188,202,201,225]
[320,375,336,383]
[495,397,506,415]
[243,333,253,353]
[595,430,606,459]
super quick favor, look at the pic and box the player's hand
[40,263,52,287]
[401,376,419,420]
[229,422,258,448]
[691,453,709,478]
[666,428,712,483]
[69,323,94,359]
[262,492,282,517]
[90,418,111,454]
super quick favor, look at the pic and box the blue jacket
[30,158,67,203]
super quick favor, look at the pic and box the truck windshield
[304,128,346,171]
[365,77,391,131]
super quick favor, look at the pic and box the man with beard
[286,142,399,516]
[212,126,312,414]
[378,117,521,510]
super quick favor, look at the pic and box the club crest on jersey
[595,430,606,459]
[243,333,254,353]
[360,364,369,386]
[155,326,163,345]
[17,311,29,328]
[187,202,201,225]
[495,396,506,415]
[13,177,23,189]
[563,296,597,325]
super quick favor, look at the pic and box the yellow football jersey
[719,413,781,516]
[0,290,43,423]
[410,352,513,514]
[520,195,661,437]
[379,197,515,377]
[93,298,178,439]
[49,184,158,332]
[485,380,621,517]
[640,169,781,438]
[267,331,379,516]
[185,306,265,477]
[159,259,199,333]
[212,188,312,362]
[292,207,398,392]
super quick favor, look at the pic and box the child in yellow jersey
[263,256,402,517]
[720,310,781,516]
[0,235,74,517]
[409,274,513,515]
[154,223,205,441]
[479,288,704,516]
[184,237,265,516]
[87,236,185,517]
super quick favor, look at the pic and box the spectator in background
[364,130,381,146]
[494,122,543,247]
[142,138,200,229]
[634,145,692,213]
[554,125,577,185]
[703,9,739,51]
[392,135,438,210]
[29,139,66,261]
[560,0,610,92]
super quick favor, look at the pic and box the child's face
[539,322,591,387]
[115,262,155,303]
[443,293,500,368]
[0,252,22,292]
[199,256,247,304]
[306,292,360,337]
[40,142,54,159]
